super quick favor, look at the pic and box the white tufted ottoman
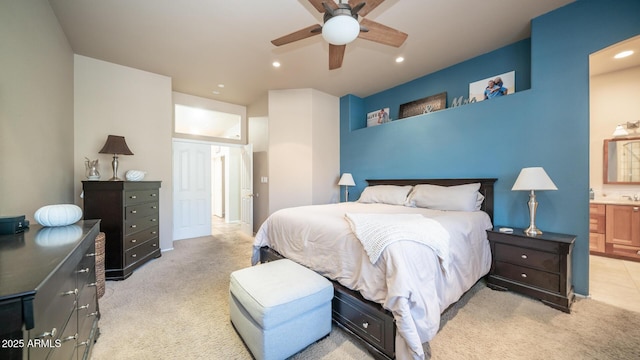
[229,259,333,360]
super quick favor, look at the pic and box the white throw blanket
[344,213,451,270]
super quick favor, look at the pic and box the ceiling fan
[271,0,408,70]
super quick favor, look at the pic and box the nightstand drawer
[494,243,559,272]
[494,261,560,293]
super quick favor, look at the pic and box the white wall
[74,55,174,251]
[267,89,340,213]
[590,65,640,197]
[0,0,75,220]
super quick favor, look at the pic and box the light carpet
[91,231,640,359]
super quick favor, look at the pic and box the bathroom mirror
[604,136,640,184]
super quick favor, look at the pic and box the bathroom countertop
[590,199,640,205]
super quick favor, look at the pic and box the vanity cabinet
[605,204,640,260]
[590,202,640,261]
[589,204,606,253]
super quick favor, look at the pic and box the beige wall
[267,89,340,213]
[0,0,74,221]
[74,55,174,251]
[589,65,640,197]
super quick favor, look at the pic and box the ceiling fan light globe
[322,15,360,45]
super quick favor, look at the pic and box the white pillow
[357,185,413,205]
[406,183,482,211]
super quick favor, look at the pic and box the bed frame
[259,178,497,359]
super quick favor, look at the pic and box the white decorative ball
[125,170,146,181]
[34,204,83,227]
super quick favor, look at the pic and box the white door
[240,143,253,236]
[173,140,212,240]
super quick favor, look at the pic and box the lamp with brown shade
[99,135,134,181]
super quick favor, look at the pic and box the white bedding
[251,202,493,360]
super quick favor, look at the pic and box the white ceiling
[49,0,585,106]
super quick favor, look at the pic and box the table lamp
[512,167,557,236]
[99,135,134,181]
[338,173,355,202]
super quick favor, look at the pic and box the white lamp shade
[338,173,355,186]
[512,167,558,191]
[322,15,360,45]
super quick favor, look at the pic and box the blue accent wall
[339,0,640,296]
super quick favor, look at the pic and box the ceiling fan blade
[329,44,346,70]
[357,18,407,47]
[271,24,323,46]
[309,0,337,13]
[349,0,384,17]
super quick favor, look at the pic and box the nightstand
[486,227,576,313]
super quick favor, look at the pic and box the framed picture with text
[398,92,447,119]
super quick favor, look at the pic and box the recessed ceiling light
[217,84,225,88]
[395,57,404,63]
[614,50,634,59]
[272,61,281,68]
[212,90,220,95]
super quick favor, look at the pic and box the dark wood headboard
[365,178,497,223]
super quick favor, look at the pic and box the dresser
[0,221,100,360]
[82,181,161,280]
[486,227,576,313]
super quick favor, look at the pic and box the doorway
[588,35,640,312]
[172,140,252,240]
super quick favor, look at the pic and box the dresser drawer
[125,201,159,220]
[125,237,160,267]
[494,261,561,293]
[125,189,159,206]
[494,243,559,272]
[125,214,159,236]
[610,243,640,260]
[124,225,159,251]
[332,286,394,358]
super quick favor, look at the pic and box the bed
[252,178,497,360]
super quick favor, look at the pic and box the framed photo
[367,107,390,127]
[469,71,515,102]
[398,92,447,119]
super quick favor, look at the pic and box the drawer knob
[37,328,57,339]
[86,252,96,257]
[521,254,528,259]
[637,250,640,255]
[634,207,639,212]
[131,239,137,243]
[362,322,369,329]
[131,210,137,214]
[151,218,157,222]
[131,224,137,228]
[132,254,137,258]
[78,303,90,311]
[152,243,157,247]
[521,273,528,278]
[151,231,158,235]
[151,193,157,197]
[78,340,90,347]
[62,334,77,342]
[88,311,99,318]
[130,195,137,199]
[88,282,97,287]
[78,267,90,273]
[152,206,158,209]
[62,289,78,296]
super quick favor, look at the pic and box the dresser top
[0,220,100,301]
[489,226,576,244]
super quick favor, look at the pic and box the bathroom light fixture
[322,14,360,45]
[338,173,355,202]
[614,50,634,59]
[512,167,558,236]
[613,121,640,137]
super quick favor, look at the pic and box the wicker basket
[95,232,106,299]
